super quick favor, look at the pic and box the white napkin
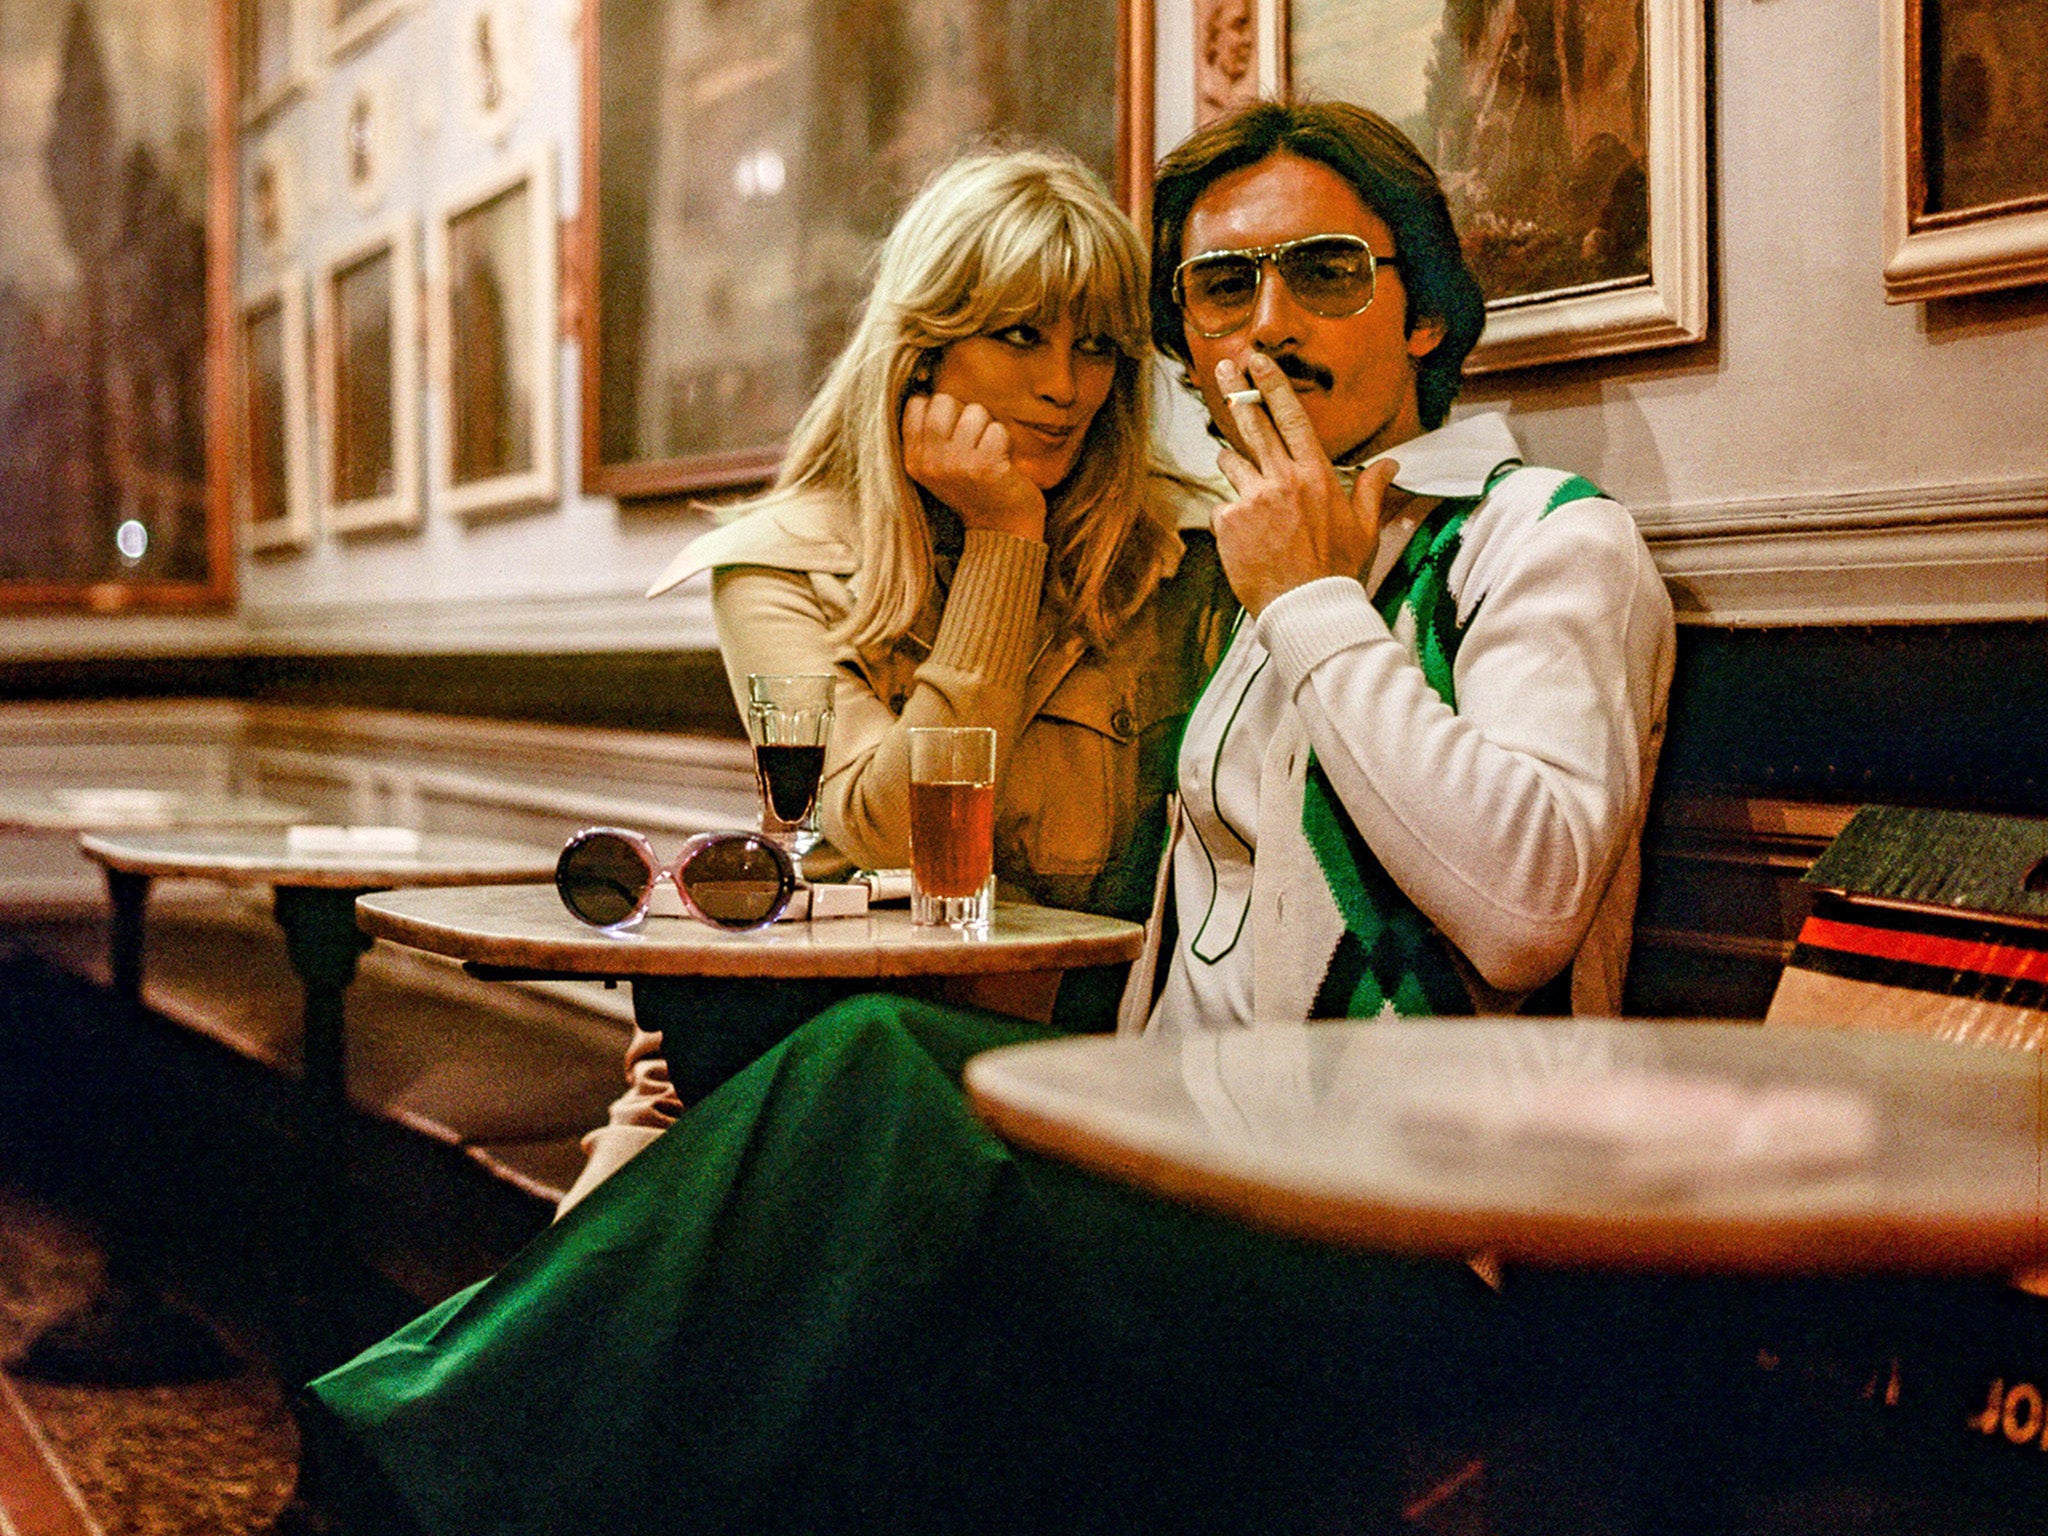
[286,824,423,855]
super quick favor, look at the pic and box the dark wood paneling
[1662,622,2047,813]
[1630,619,2046,1016]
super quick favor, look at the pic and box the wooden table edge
[354,893,1145,981]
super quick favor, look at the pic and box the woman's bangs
[956,209,1145,354]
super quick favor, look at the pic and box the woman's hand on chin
[902,392,1048,543]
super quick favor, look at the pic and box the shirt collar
[1346,411,1523,500]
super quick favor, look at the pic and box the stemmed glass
[746,673,834,858]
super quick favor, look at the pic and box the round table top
[964,1019,2048,1276]
[355,882,1146,980]
[0,787,305,834]
[77,828,558,889]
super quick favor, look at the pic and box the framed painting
[315,218,421,534]
[0,0,235,610]
[1195,0,1263,126]
[1884,0,2048,302]
[240,271,314,551]
[578,0,1155,500]
[428,147,561,518]
[328,0,410,59]
[1278,0,1707,373]
[240,0,307,123]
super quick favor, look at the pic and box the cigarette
[1225,387,1264,407]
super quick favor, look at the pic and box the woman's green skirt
[307,994,1505,1536]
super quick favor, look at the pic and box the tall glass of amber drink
[907,726,995,929]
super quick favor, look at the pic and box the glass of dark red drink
[746,673,835,857]
[907,726,995,929]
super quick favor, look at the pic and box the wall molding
[236,583,719,654]
[0,584,718,660]
[1635,475,2048,626]
[1,482,2041,654]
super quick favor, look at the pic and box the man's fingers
[1242,353,1325,469]
[1215,445,1258,496]
[1351,457,1400,513]
[1215,358,1287,472]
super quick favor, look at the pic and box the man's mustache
[1255,352,1334,392]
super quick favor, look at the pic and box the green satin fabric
[308,995,1497,1536]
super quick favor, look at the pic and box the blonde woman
[558,149,1236,1207]
[658,146,1222,907]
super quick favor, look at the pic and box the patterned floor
[0,1186,298,1536]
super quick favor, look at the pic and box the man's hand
[901,393,1047,543]
[1210,354,1397,617]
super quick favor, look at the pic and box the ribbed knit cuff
[1254,576,1390,693]
[928,530,1049,683]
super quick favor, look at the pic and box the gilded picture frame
[577,0,1155,500]
[1883,0,2048,303]
[328,0,411,60]
[0,0,235,611]
[315,218,421,534]
[428,146,561,519]
[240,0,310,125]
[1276,0,1707,374]
[240,270,315,552]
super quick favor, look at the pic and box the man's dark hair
[1150,100,1486,431]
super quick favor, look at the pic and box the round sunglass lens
[679,834,793,929]
[556,832,652,928]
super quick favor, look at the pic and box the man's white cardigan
[1121,412,1677,1032]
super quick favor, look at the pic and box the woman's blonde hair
[767,148,1174,654]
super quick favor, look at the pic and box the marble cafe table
[0,790,307,1387]
[0,785,305,833]
[965,1018,2048,1276]
[0,787,306,996]
[356,883,1147,1101]
[77,828,558,1106]
[75,827,558,1377]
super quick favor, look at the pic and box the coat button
[1111,707,1135,737]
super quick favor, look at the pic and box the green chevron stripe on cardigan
[1302,467,1606,1019]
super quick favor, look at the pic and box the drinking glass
[747,674,834,857]
[908,726,996,929]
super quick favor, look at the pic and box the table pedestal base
[272,885,375,1382]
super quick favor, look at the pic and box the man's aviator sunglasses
[1173,234,1399,339]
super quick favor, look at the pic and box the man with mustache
[1124,100,1675,1031]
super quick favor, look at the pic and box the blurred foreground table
[965,1019,2048,1276]
[357,883,1146,1100]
